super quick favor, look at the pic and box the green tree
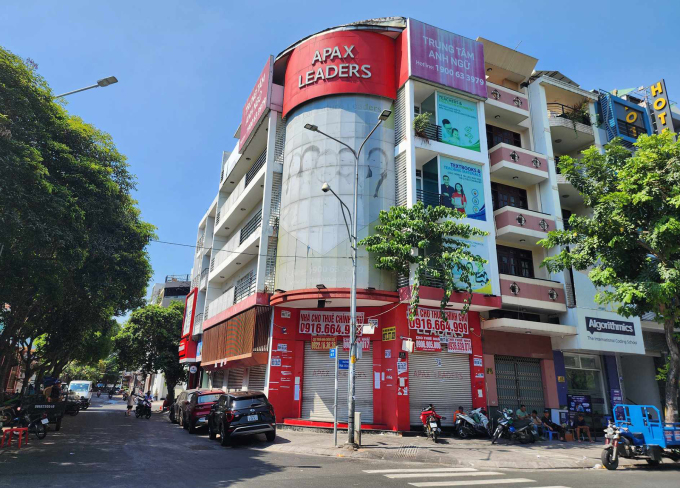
[359,201,488,319]
[0,47,154,399]
[115,301,186,402]
[540,132,680,422]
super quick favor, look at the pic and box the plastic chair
[543,429,559,440]
[1,427,28,448]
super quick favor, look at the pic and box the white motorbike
[455,407,491,438]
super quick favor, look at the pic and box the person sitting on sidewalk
[541,409,566,441]
[515,404,528,420]
[453,406,465,422]
[573,413,593,442]
[530,410,543,436]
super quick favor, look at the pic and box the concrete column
[255,110,280,293]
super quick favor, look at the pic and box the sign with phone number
[408,307,469,336]
[299,310,364,336]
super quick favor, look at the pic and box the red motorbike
[420,404,445,443]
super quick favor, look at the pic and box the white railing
[200,267,209,289]
[210,213,262,273]
[207,288,234,319]
[217,158,266,229]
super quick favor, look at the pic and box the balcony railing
[194,313,203,334]
[245,149,267,188]
[416,189,445,207]
[547,103,591,126]
[498,274,567,311]
[200,267,209,289]
[196,235,205,255]
[191,274,200,290]
[617,119,647,139]
[486,82,528,111]
[207,287,234,319]
[415,123,442,143]
[210,212,263,273]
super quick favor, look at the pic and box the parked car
[183,390,223,434]
[169,389,200,424]
[207,391,276,446]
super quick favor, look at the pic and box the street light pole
[54,76,118,98]
[305,109,391,448]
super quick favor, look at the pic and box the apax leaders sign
[408,18,486,99]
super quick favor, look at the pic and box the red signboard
[282,30,396,117]
[182,288,198,338]
[408,306,469,336]
[299,310,365,336]
[311,336,337,350]
[179,337,197,362]
[414,335,442,352]
[239,56,273,151]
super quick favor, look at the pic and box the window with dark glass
[496,245,534,278]
[562,209,572,230]
[486,124,522,149]
[491,182,528,211]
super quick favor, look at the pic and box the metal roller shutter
[227,368,245,392]
[212,370,225,389]
[301,342,374,423]
[494,355,544,415]
[247,365,267,392]
[408,349,472,427]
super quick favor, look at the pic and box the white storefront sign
[554,309,645,355]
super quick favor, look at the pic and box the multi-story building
[183,17,669,431]
[146,274,191,397]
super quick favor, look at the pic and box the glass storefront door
[564,353,609,416]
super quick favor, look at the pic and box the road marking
[363,468,478,474]
[386,472,503,479]
[409,479,535,487]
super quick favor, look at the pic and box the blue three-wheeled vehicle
[602,404,680,469]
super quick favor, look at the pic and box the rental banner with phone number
[299,310,364,336]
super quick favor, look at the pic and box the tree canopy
[114,301,186,401]
[0,46,154,398]
[359,201,488,319]
[540,132,680,422]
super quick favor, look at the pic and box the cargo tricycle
[602,404,680,470]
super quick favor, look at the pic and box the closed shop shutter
[408,348,472,427]
[212,370,225,389]
[301,342,374,423]
[226,368,245,392]
[495,355,544,415]
[248,365,267,392]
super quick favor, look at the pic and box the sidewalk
[250,428,643,470]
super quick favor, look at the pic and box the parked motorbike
[420,404,445,443]
[9,407,48,440]
[455,407,491,438]
[491,409,535,444]
[135,398,152,419]
[108,391,114,399]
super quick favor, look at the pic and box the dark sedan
[207,391,276,446]
[169,389,201,424]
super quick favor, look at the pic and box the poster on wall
[439,156,485,220]
[451,235,492,294]
[437,93,480,152]
[408,307,469,336]
[414,335,442,352]
[447,338,472,354]
[567,394,592,414]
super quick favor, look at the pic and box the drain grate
[396,444,419,458]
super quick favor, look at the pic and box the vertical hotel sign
[239,55,274,151]
[649,79,676,134]
[408,18,487,99]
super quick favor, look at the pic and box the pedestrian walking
[126,389,135,416]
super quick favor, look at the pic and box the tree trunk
[165,381,176,404]
[664,315,680,423]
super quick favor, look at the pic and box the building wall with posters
[184,17,672,430]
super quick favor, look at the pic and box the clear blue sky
[3,0,679,301]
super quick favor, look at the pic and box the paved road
[1,395,679,487]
